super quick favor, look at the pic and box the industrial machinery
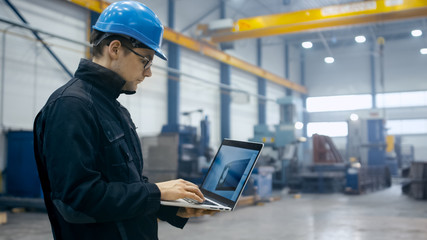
[250,97,303,189]
[161,110,212,184]
[4,131,41,198]
[402,162,427,200]
[297,134,347,193]
[345,117,391,194]
[0,131,45,210]
[386,135,415,176]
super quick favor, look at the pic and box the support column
[167,43,180,129]
[300,48,308,140]
[299,47,309,164]
[257,38,266,125]
[220,0,230,140]
[166,0,180,130]
[220,63,231,140]
[285,40,292,96]
[370,38,377,109]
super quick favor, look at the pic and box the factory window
[386,119,427,135]
[307,122,348,137]
[376,91,427,108]
[306,94,372,112]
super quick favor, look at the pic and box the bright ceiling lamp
[420,48,427,54]
[324,57,334,63]
[294,121,304,130]
[355,35,366,43]
[302,41,313,49]
[350,113,359,121]
[411,29,422,37]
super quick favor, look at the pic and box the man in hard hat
[33,1,214,239]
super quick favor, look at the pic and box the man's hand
[176,207,218,218]
[155,179,204,202]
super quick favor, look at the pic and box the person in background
[33,1,215,239]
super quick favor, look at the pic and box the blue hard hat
[93,1,167,61]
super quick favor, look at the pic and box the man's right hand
[155,179,204,203]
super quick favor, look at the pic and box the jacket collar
[74,58,133,99]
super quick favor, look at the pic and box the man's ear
[108,40,121,59]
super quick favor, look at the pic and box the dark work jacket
[33,59,187,240]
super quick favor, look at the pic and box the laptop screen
[200,139,263,207]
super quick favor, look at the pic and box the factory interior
[1,0,427,239]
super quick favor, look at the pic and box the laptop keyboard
[183,198,217,206]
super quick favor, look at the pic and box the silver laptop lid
[200,139,263,210]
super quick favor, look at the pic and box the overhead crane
[204,0,427,43]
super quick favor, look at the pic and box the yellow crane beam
[68,0,307,94]
[210,0,427,42]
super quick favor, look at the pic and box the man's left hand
[176,207,219,218]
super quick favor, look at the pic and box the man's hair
[90,29,151,58]
[90,29,132,58]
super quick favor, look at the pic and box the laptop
[161,139,263,211]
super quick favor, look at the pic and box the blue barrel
[6,131,41,198]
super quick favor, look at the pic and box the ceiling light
[411,29,422,37]
[324,57,334,63]
[350,113,359,121]
[295,121,304,130]
[420,48,427,54]
[355,35,366,43]
[302,41,313,49]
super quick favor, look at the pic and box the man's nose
[144,67,152,77]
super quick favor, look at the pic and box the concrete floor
[1,185,426,240]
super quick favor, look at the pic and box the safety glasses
[123,45,153,70]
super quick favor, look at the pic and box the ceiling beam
[209,0,427,43]
[68,0,307,94]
